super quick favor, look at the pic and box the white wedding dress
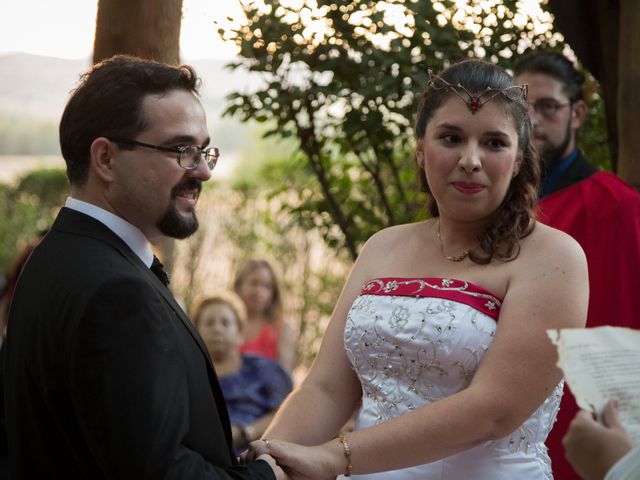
[344,278,561,479]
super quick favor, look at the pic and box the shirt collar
[65,197,154,267]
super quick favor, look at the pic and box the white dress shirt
[65,197,154,268]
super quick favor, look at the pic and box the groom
[4,55,284,479]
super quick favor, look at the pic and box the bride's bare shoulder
[520,221,586,271]
[361,221,427,253]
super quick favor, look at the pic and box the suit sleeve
[69,276,275,480]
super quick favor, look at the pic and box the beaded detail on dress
[344,278,561,480]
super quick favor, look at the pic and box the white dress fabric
[344,278,562,479]
[605,445,640,480]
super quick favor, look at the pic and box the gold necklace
[436,219,470,262]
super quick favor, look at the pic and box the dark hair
[414,60,539,264]
[513,51,585,103]
[233,259,283,324]
[59,54,200,186]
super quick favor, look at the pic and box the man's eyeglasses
[109,138,220,171]
[527,99,571,119]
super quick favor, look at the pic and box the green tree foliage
[0,169,68,271]
[579,84,611,172]
[218,0,568,260]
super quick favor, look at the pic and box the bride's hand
[259,438,344,480]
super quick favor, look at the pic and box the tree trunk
[93,0,183,65]
[616,0,640,190]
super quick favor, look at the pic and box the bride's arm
[264,226,589,477]
[259,224,416,446]
[261,235,380,445]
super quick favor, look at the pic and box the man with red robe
[515,52,640,480]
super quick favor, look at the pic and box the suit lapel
[54,208,212,357]
[53,208,235,453]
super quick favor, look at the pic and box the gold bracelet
[338,433,353,477]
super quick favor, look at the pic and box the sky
[0,0,243,61]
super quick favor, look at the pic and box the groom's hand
[256,453,289,480]
[240,439,271,464]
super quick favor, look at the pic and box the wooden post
[617,0,640,190]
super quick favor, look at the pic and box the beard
[537,118,573,177]
[156,178,202,239]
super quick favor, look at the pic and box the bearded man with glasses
[4,55,284,480]
[515,51,640,480]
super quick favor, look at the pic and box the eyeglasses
[527,99,571,118]
[109,138,220,171]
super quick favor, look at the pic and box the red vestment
[538,170,640,480]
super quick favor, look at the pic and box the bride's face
[418,96,522,222]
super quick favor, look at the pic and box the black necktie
[150,256,171,287]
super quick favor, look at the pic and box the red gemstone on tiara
[469,100,478,110]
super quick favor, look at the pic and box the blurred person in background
[193,292,292,453]
[234,259,296,370]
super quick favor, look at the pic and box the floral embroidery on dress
[344,285,559,478]
[383,280,399,292]
[360,277,502,321]
[389,306,410,330]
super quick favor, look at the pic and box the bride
[244,59,588,479]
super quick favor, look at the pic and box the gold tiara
[427,69,528,115]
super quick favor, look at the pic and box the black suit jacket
[4,208,274,479]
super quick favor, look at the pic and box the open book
[547,327,640,443]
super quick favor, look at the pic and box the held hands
[255,453,289,480]
[562,400,634,480]
[242,438,344,480]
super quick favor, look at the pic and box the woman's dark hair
[59,54,200,187]
[233,259,283,324]
[414,60,540,264]
[514,51,585,103]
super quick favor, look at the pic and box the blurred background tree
[0,169,68,270]
[218,0,610,260]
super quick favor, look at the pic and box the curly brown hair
[414,60,540,264]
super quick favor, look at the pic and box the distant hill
[0,54,89,120]
[0,52,264,121]
[0,53,270,175]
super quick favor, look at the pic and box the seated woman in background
[233,259,297,370]
[193,292,293,452]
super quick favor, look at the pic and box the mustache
[171,178,202,197]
